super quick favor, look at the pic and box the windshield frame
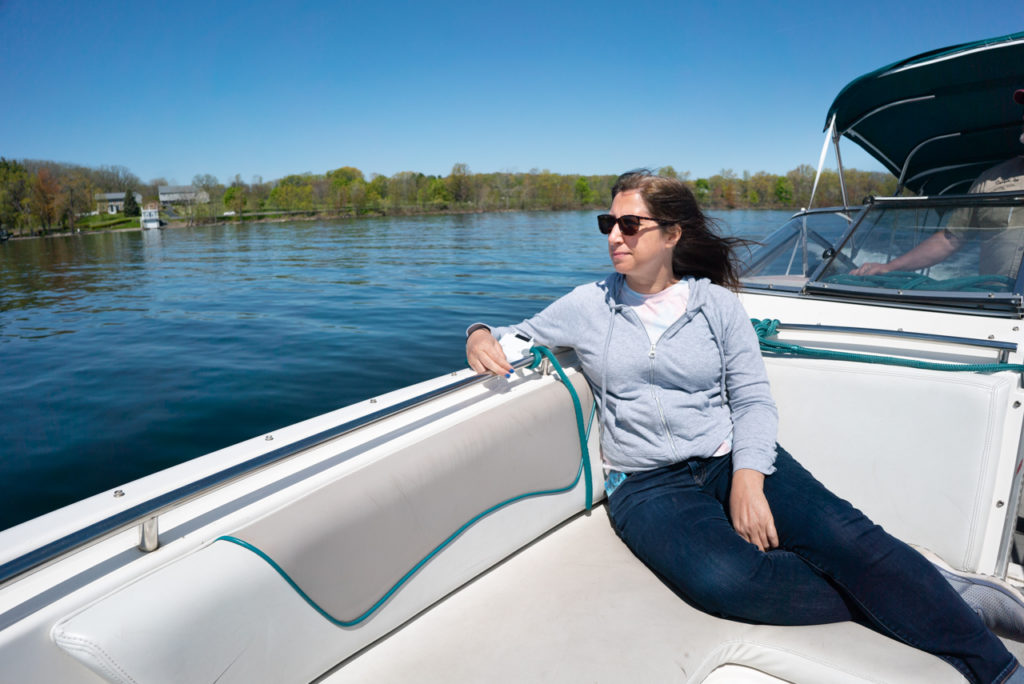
[740,207,861,293]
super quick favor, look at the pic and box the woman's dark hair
[612,169,751,290]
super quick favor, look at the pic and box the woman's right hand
[466,328,513,376]
[729,469,779,552]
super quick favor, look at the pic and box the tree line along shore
[0,159,897,238]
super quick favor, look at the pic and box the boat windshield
[740,194,1024,313]
[816,197,1024,293]
[740,209,857,289]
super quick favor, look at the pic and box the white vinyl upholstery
[50,358,1017,683]
[327,506,964,684]
[52,371,601,684]
[764,357,1016,573]
[53,542,327,684]
[230,373,589,622]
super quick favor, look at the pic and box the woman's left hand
[729,469,779,552]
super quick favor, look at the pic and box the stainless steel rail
[0,355,543,587]
[771,322,1018,362]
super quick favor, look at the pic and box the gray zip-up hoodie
[482,273,778,475]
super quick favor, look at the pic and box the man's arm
[850,230,961,276]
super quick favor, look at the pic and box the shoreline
[2,208,526,241]
[3,205,793,242]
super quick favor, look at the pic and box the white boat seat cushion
[52,372,600,683]
[765,357,1016,573]
[227,373,589,623]
[328,505,966,683]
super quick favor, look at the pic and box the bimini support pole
[806,113,835,210]
[832,121,849,210]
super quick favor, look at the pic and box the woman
[466,170,1024,684]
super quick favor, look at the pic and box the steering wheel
[808,230,857,272]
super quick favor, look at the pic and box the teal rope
[216,460,585,628]
[822,271,1015,293]
[216,347,595,628]
[528,345,593,512]
[751,318,1024,374]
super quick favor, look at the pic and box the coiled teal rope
[751,318,1024,374]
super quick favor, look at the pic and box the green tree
[269,174,314,211]
[249,175,272,210]
[747,172,775,208]
[0,158,29,232]
[786,164,816,208]
[367,174,389,201]
[311,175,330,210]
[774,177,793,205]
[29,168,60,231]
[694,178,711,203]
[223,186,247,216]
[419,177,452,208]
[573,177,597,206]
[327,166,365,187]
[491,172,518,210]
[94,164,141,192]
[60,170,95,231]
[327,167,365,214]
[447,163,472,203]
[191,173,220,223]
[123,188,140,217]
[711,169,739,208]
[387,171,424,209]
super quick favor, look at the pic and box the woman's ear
[664,224,682,249]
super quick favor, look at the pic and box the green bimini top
[826,31,1024,196]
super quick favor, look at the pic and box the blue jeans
[606,446,1018,684]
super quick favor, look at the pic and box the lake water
[0,209,790,531]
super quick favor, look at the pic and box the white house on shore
[158,185,210,205]
[141,202,161,230]
[94,192,143,214]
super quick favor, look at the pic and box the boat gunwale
[0,353,550,589]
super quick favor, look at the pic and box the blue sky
[1,0,1022,185]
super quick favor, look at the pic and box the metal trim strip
[770,322,1017,353]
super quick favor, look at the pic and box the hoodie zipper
[647,341,681,462]
[617,305,685,463]
[610,276,700,463]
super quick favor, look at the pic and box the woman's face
[607,190,680,289]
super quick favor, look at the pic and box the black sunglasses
[597,214,676,236]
